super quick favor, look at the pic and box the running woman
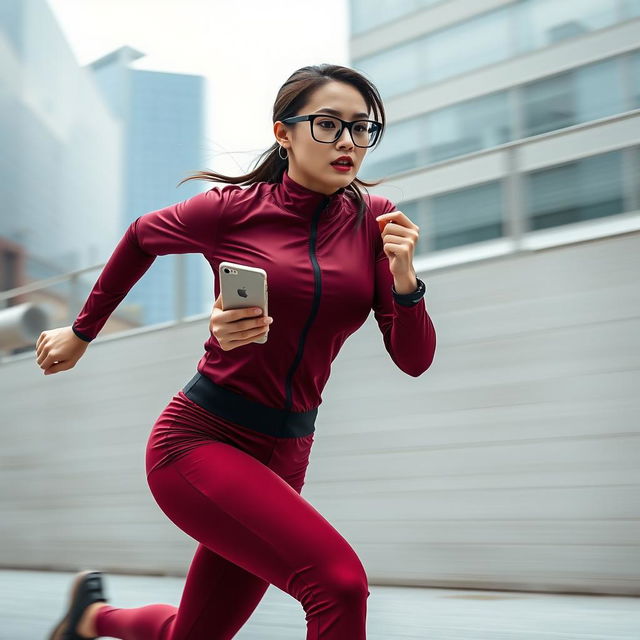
[37,63,436,640]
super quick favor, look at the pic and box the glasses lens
[354,120,380,147]
[311,117,380,147]
[312,116,342,143]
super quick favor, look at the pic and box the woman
[38,64,436,640]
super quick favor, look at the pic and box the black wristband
[392,277,426,307]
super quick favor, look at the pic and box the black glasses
[281,114,382,148]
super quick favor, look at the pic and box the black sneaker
[47,570,108,640]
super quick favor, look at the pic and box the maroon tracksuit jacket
[72,170,436,412]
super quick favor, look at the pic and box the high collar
[274,169,347,218]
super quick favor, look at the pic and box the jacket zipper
[283,196,330,413]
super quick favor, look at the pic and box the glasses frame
[281,114,382,148]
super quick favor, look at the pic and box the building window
[522,57,624,137]
[514,0,619,52]
[427,91,511,163]
[429,181,504,251]
[353,36,426,99]
[424,6,511,83]
[524,150,624,231]
[350,0,442,36]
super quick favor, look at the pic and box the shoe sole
[47,569,103,640]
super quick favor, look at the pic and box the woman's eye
[319,120,336,128]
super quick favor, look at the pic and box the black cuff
[72,323,93,342]
[392,277,426,307]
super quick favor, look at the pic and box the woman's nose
[336,126,355,148]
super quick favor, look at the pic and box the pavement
[0,569,638,639]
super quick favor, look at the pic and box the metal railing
[0,254,196,357]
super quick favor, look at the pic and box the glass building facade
[88,48,209,327]
[351,0,640,258]
[0,0,122,280]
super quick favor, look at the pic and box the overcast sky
[46,0,351,177]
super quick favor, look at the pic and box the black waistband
[181,371,317,438]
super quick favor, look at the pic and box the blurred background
[1,0,639,623]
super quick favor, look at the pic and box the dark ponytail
[178,63,387,230]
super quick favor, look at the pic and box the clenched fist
[35,326,89,375]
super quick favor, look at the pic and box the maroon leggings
[94,390,369,639]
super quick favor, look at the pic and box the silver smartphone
[218,261,269,344]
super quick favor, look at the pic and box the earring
[278,145,288,160]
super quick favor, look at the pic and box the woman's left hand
[375,211,420,279]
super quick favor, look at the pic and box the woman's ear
[273,121,289,148]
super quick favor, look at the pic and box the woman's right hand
[36,326,90,375]
[209,293,273,351]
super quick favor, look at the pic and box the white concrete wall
[1,232,639,595]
